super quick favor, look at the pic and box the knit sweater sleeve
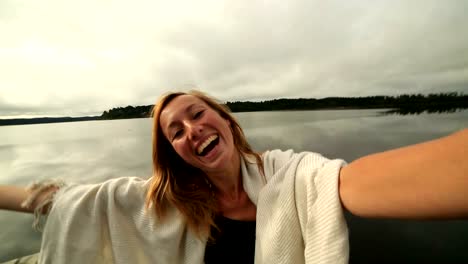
[255,149,349,264]
[37,177,205,264]
[296,152,348,263]
[38,177,150,263]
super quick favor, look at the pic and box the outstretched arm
[339,128,468,219]
[0,185,58,213]
[0,185,32,213]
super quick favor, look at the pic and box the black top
[204,216,256,264]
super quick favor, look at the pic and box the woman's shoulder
[261,149,305,175]
[261,149,324,165]
[261,148,329,158]
[261,149,346,175]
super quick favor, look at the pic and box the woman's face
[159,95,237,175]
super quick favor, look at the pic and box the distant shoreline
[1,92,466,126]
[0,116,103,127]
[0,107,372,127]
[2,107,467,127]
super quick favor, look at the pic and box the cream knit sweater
[37,149,348,263]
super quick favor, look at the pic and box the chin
[202,154,233,172]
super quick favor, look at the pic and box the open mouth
[197,135,220,156]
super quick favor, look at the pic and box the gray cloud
[1,0,467,117]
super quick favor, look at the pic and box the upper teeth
[197,135,218,155]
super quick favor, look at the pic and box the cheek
[219,118,231,134]
[224,123,235,143]
[172,141,191,158]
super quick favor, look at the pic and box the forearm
[0,185,32,213]
[339,128,468,219]
[0,184,59,213]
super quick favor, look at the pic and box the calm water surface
[1,109,467,262]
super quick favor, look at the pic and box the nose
[184,121,203,140]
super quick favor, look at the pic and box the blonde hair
[145,90,263,238]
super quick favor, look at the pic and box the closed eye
[173,129,183,140]
[193,110,204,119]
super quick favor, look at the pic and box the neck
[206,152,243,201]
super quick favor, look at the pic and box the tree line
[101,105,153,119]
[226,92,467,112]
[100,92,467,119]
[1,92,466,126]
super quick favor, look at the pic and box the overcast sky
[1,0,467,118]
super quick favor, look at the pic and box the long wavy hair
[145,90,264,238]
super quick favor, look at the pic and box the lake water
[1,109,467,263]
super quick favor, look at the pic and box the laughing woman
[1,90,467,264]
